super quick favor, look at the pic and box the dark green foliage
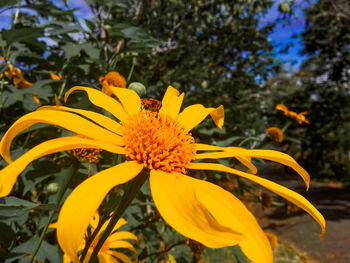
[270,0,350,183]
[0,0,306,262]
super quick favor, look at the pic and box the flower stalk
[87,170,149,263]
[29,163,78,263]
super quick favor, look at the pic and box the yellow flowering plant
[266,127,283,144]
[275,104,310,125]
[0,85,325,263]
[50,213,138,263]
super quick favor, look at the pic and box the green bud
[47,182,59,194]
[128,82,147,97]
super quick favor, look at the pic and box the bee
[141,98,162,112]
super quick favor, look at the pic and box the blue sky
[260,0,313,70]
[0,0,311,71]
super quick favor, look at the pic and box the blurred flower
[0,58,33,89]
[275,104,288,114]
[0,86,325,263]
[287,201,301,215]
[265,232,278,250]
[275,104,310,124]
[7,64,33,89]
[259,191,273,209]
[266,127,283,143]
[30,94,41,106]
[50,73,62,80]
[165,253,177,263]
[51,214,137,263]
[295,112,309,125]
[99,72,126,96]
[186,239,205,263]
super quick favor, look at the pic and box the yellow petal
[54,94,62,106]
[49,222,57,229]
[0,110,124,163]
[31,94,41,105]
[38,106,122,135]
[108,231,138,243]
[107,240,136,252]
[105,86,141,116]
[149,170,243,248]
[159,86,184,119]
[195,144,309,188]
[64,86,128,122]
[187,162,326,238]
[50,73,62,80]
[100,217,128,233]
[57,161,143,262]
[0,136,125,197]
[90,213,100,230]
[177,104,224,131]
[108,251,132,263]
[275,104,288,113]
[244,149,310,189]
[192,172,273,263]
[113,218,128,231]
[209,105,224,128]
[97,253,119,263]
[63,254,72,263]
[195,145,257,174]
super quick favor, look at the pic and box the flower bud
[47,182,59,194]
[128,82,147,97]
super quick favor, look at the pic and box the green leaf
[2,28,44,45]
[107,23,160,42]
[10,236,60,263]
[45,21,83,36]
[62,42,82,60]
[0,0,17,9]
[0,197,56,218]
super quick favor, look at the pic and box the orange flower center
[122,111,196,173]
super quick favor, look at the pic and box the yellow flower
[7,64,33,89]
[266,127,283,143]
[50,73,63,80]
[0,86,325,263]
[51,214,137,263]
[99,72,127,96]
[295,111,309,125]
[275,104,310,124]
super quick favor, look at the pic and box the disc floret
[122,111,196,173]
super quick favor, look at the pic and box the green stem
[0,77,4,114]
[87,170,149,263]
[238,137,259,147]
[284,135,301,144]
[29,164,78,263]
[58,80,67,100]
[79,216,105,262]
[127,57,136,82]
[13,0,21,26]
[281,120,291,133]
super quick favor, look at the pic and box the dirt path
[248,165,350,263]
